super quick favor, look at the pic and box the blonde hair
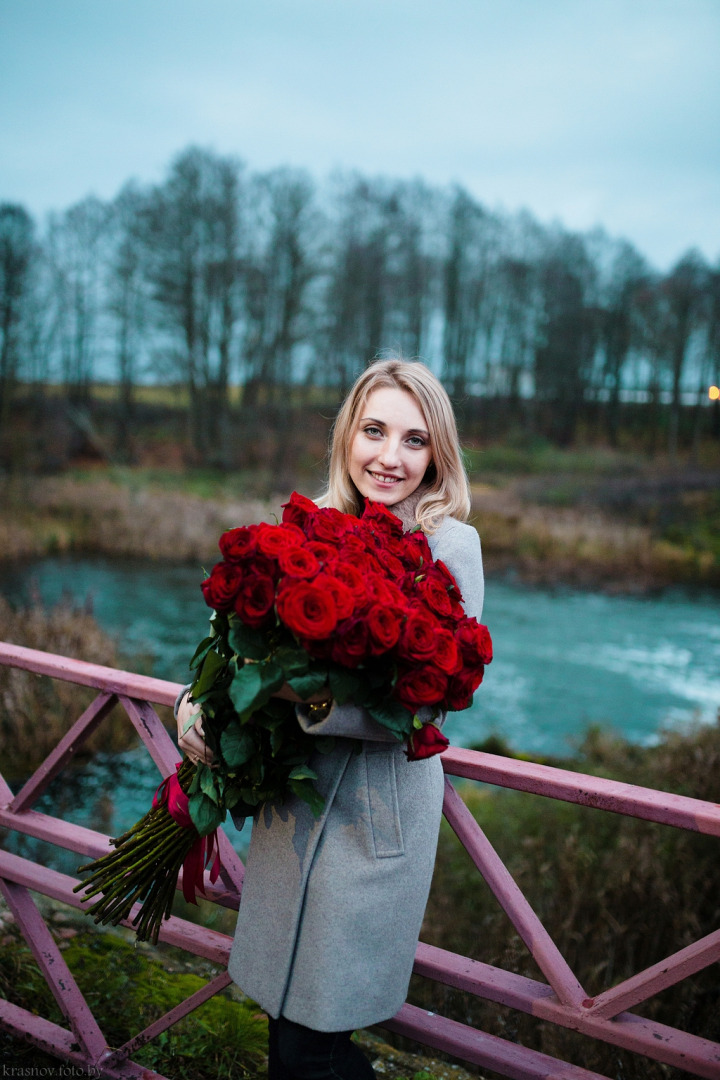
[320,358,471,533]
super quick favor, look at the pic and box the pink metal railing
[1,640,719,1080]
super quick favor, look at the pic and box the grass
[0,916,269,1078]
[463,438,645,478]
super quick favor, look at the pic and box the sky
[1,0,719,272]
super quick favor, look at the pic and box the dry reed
[0,595,146,778]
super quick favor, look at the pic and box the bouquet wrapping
[75,494,492,942]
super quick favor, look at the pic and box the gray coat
[228,517,484,1031]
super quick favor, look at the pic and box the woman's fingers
[177,695,215,765]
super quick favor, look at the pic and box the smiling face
[348,386,433,507]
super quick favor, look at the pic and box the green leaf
[188,636,215,671]
[228,660,283,719]
[220,723,256,768]
[288,764,318,782]
[192,648,226,697]
[228,620,273,661]
[328,667,363,705]
[224,786,244,810]
[275,645,310,679]
[367,699,412,739]
[287,669,329,700]
[229,664,264,716]
[188,791,226,836]
[199,765,220,803]
[288,779,325,817]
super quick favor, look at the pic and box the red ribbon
[153,763,221,905]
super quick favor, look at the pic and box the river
[2,556,719,869]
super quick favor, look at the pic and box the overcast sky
[1,0,719,271]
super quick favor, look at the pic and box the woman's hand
[176,681,331,766]
[177,693,215,766]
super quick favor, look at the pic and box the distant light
[710,385,720,401]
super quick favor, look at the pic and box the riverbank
[1,457,718,591]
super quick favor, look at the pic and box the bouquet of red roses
[75,494,491,942]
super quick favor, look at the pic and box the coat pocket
[365,749,404,858]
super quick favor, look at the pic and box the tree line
[1,145,719,466]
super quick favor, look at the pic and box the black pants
[268,1016,376,1080]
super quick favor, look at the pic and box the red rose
[365,575,410,612]
[278,546,320,579]
[446,666,484,711]
[366,604,404,653]
[455,619,493,665]
[201,562,243,611]
[219,525,259,562]
[331,562,367,605]
[401,531,433,569]
[417,571,454,617]
[406,722,450,761]
[306,541,336,565]
[361,499,404,538]
[434,559,465,612]
[276,580,338,639]
[256,522,305,557]
[373,547,407,581]
[308,507,354,542]
[331,617,370,668]
[399,611,439,663]
[314,572,356,620]
[234,574,276,627]
[338,533,368,557]
[433,628,462,674]
[281,491,319,528]
[248,553,281,582]
[394,666,448,709]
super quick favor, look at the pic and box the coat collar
[388,484,429,533]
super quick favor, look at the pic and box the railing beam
[586,928,720,1019]
[385,1002,612,1080]
[10,691,117,812]
[0,878,108,1061]
[413,942,720,1078]
[0,641,180,706]
[443,748,720,837]
[442,778,587,1007]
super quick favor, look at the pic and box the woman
[177,358,484,1080]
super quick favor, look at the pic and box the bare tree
[241,167,319,406]
[143,146,244,464]
[106,183,152,461]
[441,187,501,399]
[661,250,709,457]
[0,203,35,425]
[534,233,598,445]
[47,196,110,407]
[597,240,649,445]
